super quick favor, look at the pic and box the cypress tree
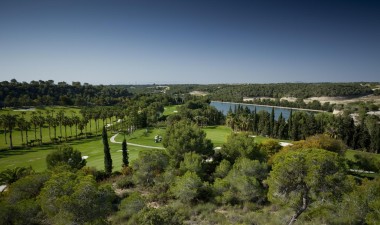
[102,126,112,174]
[270,107,275,137]
[253,107,257,133]
[288,109,293,137]
[122,138,129,167]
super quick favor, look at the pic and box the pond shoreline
[211,101,327,113]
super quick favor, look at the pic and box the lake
[210,101,319,120]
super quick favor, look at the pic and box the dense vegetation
[0,79,131,107]
[208,83,374,101]
[1,123,379,224]
[0,80,379,224]
[226,105,380,153]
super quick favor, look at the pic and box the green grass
[203,126,233,147]
[114,128,166,147]
[163,105,179,116]
[345,149,380,161]
[0,133,145,172]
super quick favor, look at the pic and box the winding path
[110,133,166,150]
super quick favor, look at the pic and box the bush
[128,206,187,225]
[116,176,135,189]
[121,166,133,176]
[112,192,145,224]
[353,153,380,172]
[81,166,109,181]
[46,144,86,170]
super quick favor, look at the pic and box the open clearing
[304,95,380,104]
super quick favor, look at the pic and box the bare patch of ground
[190,91,209,96]
[243,97,276,102]
[280,97,298,102]
[304,95,380,104]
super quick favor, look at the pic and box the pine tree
[122,138,129,167]
[102,126,112,174]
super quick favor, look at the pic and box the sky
[0,0,379,84]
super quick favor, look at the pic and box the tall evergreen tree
[288,109,293,137]
[253,107,258,133]
[270,107,275,137]
[122,138,129,167]
[102,126,112,174]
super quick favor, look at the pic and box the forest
[0,80,379,224]
[0,79,131,107]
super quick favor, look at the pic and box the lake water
[210,101,297,120]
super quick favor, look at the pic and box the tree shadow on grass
[0,136,102,159]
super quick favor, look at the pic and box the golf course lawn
[0,134,145,172]
[203,126,232,147]
[163,105,179,116]
[0,124,296,172]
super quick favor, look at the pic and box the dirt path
[110,133,165,150]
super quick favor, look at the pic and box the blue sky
[0,0,379,84]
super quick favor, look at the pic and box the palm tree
[0,115,7,145]
[62,116,71,141]
[0,114,18,149]
[68,117,74,138]
[17,117,27,145]
[78,118,87,138]
[72,114,80,139]
[56,110,65,139]
[45,110,53,140]
[101,109,107,130]
[94,109,100,135]
[30,112,38,141]
[37,111,45,145]
[0,167,34,186]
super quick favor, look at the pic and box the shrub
[116,175,135,189]
[46,144,86,170]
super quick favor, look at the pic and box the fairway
[0,124,295,172]
[0,133,147,172]
[163,105,179,116]
[203,126,233,147]
[114,128,166,147]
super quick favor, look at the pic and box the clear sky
[0,0,379,84]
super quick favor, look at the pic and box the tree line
[0,79,131,107]
[226,105,380,153]
[208,83,374,101]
